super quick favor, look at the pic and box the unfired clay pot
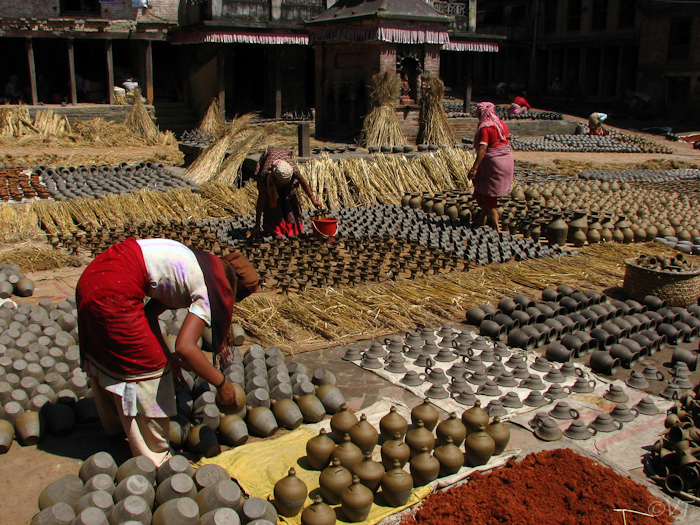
[340,476,373,522]
[319,458,352,504]
[410,399,439,431]
[332,434,363,472]
[379,405,408,440]
[306,428,336,470]
[330,402,358,438]
[352,452,385,492]
[405,420,435,458]
[380,432,411,470]
[301,495,336,525]
[409,446,440,486]
[380,459,413,507]
[349,414,378,454]
[464,423,495,466]
[436,412,467,447]
[273,467,308,517]
[433,436,464,476]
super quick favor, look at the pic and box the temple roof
[308,0,452,25]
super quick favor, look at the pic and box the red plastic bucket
[311,217,338,242]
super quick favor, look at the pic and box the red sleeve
[476,127,498,145]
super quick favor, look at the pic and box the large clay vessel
[109,494,152,524]
[79,451,118,482]
[332,434,363,472]
[0,419,13,454]
[38,474,84,510]
[410,400,439,431]
[405,420,435,458]
[461,400,489,435]
[380,432,411,470]
[151,496,200,525]
[114,475,155,509]
[319,458,352,504]
[409,446,440,486]
[349,414,378,454]
[381,460,413,507]
[270,399,303,430]
[433,436,464,476]
[194,479,243,515]
[247,406,279,437]
[198,508,239,525]
[546,212,569,246]
[295,394,326,423]
[436,412,467,447]
[485,416,511,455]
[301,495,336,525]
[115,455,157,484]
[29,502,75,525]
[315,384,345,414]
[15,410,43,445]
[340,476,374,522]
[156,473,197,506]
[187,424,220,458]
[218,414,249,446]
[273,467,308,517]
[306,428,336,470]
[379,406,408,440]
[330,402,358,438]
[193,464,230,491]
[464,424,495,466]
[352,452,385,492]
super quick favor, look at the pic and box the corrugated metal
[170,31,309,45]
[309,25,449,44]
[442,40,499,52]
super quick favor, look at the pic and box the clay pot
[410,399,439,431]
[333,433,364,471]
[273,467,308,517]
[38,474,84,510]
[29,502,75,525]
[380,432,411,470]
[247,406,279,437]
[155,473,197,505]
[315,384,345,414]
[409,445,440,486]
[464,424,495,466]
[330,402,358,438]
[110,494,152,524]
[379,405,408,440]
[187,424,220,458]
[547,212,568,246]
[436,412,467,447]
[295,394,326,423]
[301,495,336,525]
[151,496,200,525]
[381,459,413,507]
[349,414,379,454]
[341,475,373,522]
[156,455,194,486]
[271,399,303,430]
[433,436,464,476]
[306,429,335,470]
[0,419,14,454]
[114,475,155,509]
[319,458,352,504]
[485,417,511,455]
[115,455,157,485]
[461,400,489,435]
[194,479,243,514]
[353,452,385,492]
[15,410,43,445]
[218,414,249,447]
[405,420,435,458]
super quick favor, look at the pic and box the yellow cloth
[199,426,432,525]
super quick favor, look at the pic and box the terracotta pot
[319,458,352,504]
[301,495,336,525]
[410,399,439,431]
[409,446,440,486]
[433,436,464,476]
[330,402,358,439]
[379,405,408,440]
[273,467,308,517]
[353,452,385,492]
[349,414,378,454]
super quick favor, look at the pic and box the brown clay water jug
[433,436,464,476]
[306,428,336,470]
[349,414,378,454]
[381,459,413,507]
[152,496,200,525]
[330,402,358,439]
[380,431,411,470]
[436,412,467,447]
[271,398,303,430]
[218,414,249,446]
[333,434,363,472]
[461,400,489,435]
[411,399,439,431]
[319,458,352,504]
[405,420,435,458]
[465,423,495,466]
[301,495,336,525]
[194,479,243,515]
[273,467,308,517]
[352,452,385,492]
[485,416,510,455]
[155,473,197,505]
[379,405,408,440]
[340,475,374,522]
[409,446,440,486]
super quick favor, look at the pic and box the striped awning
[442,40,499,52]
[309,25,449,45]
[170,31,309,45]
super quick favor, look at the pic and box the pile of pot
[159,311,346,458]
[460,102,563,121]
[647,385,700,500]
[286,399,510,523]
[0,296,94,453]
[33,451,279,525]
[36,162,197,201]
[504,177,700,247]
[179,129,217,149]
[0,262,35,298]
[631,253,698,273]
[466,286,700,390]
[510,135,643,153]
[580,169,700,183]
[0,164,50,202]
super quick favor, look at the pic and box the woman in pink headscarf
[468,102,514,232]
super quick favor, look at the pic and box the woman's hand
[216,380,237,406]
[311,198,323,210]
[468,168,478,181]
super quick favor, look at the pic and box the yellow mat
[199,426,432,525]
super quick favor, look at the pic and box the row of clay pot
[33,452,279,525]
[580,169,700,183]
[0,262,34,298]
[0,165,49,201]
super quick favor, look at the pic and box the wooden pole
[67,39,77,105]
[217,48,226,116]
[145,40,154,103]
[106,39,114,104]
[274,47,282,119]
[26,38,38,105]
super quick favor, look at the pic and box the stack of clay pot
[0,262,35,298]
[37,162,197,201]
[299,400,510,522]
[0,295,97,453]
[161,316,346,458]
[0,164,50,202]
[647,384,700,499]
[32,451,278,525]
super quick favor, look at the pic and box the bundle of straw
[0,244,82,271]
[123,97,160,145]
[33,109,71,137]
[0,204,43,244]
[419,76,455,146]
[198,98,226,138]
[359,71,407,147]
[0,104,36,137]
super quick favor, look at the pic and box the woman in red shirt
[468,102,514,232]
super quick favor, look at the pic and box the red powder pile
[401,449,675,525]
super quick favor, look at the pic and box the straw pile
[0,204,44,245]
[359,71,407,147]
[198,98,226,138]
[234,242,689,350]
[0,105,36,138]
[300,148,474,209]
[32,110,72,137]
[123,97,160,145]
[419,76,455,146]
[0,244,82,271]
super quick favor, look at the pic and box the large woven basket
[623,258,700,307]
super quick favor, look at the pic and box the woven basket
[623,258,700,307]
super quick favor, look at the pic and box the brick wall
[0,0,177,25]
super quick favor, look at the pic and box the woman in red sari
[468,102,514,232]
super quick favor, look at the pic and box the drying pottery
[319,458,352,504]
[405,420,435,458]
[156,455,194,485]
[151,496,200,525]
[273,467,308,517]
[589,413,623,433]
[433,436,464,476]
[294,394,326,423]
[109,495,152,524]
[410,446,441,486]
[485,417,510,455]
[381,459,413,507]
[115,455,156,485]
[241,497,277,524]
[333,434,363,471]
[564,420,597,440]
[410,399,439,431]
[114,475,155,509]
[38,474,84,510]
[380,432,411,470]
[155,473,197,505]
[603,384,629,403]
[353,452,385,492]
[341,476,373,522]
[533,417,563,442]
[330,402,358,438]
[29,502,75,525]
[194,479,243,514]
[436,412,467,447]
[549,401,580,420]
[306,428,336,470]
[349,414,379,454]
[271,399,303,430]
[464,424,495,466]
[635,397,660,415]
[187,424,220,457]
[315,384,345,414]
[301,495,336,525]
[79,451,117,482]
[198,508,240,525]
[461,400,490,435]
[15,410,42,445]
[379,406,408,440]
[218,414,249,446]
[609,404,638,423]
[72,507,108,525]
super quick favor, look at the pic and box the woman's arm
[175,312,237,405]
[249,182,267,238]
[469,143,488,180]
[296,174,322,209]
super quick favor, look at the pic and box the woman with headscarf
[468,102,514,232]
[76,238,258,465]
[588,112,609,136]
[250,146,322,238]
